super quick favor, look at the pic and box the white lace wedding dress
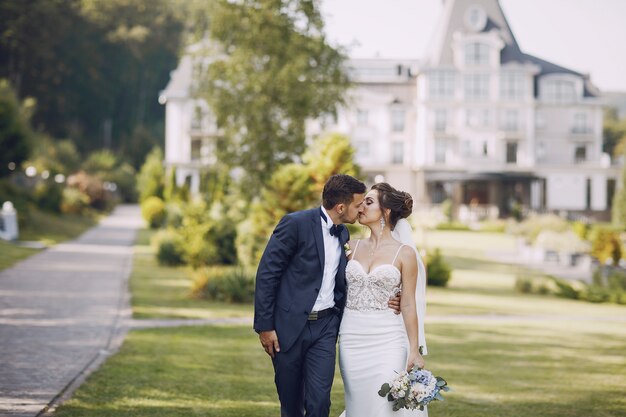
[338,242,428,417]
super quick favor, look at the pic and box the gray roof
[424,0,599,97]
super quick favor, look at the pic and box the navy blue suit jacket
[253,207,349,352]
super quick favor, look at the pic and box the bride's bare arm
[399,247,425,370]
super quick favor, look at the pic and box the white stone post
[1,201,19,241]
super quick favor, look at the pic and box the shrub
[551,277,581,300]
[435,221,470,231]
[66,171,110,210]
[192,267,255,303]
[136,147,164,203]
[33,181,63,212]
[585,285,611,303]
[477,219,507,233]
[152,229,185,266]
[515,277,533,293]
[426,248,451,287]
[589,225,623,265]
[60,187,90,214]
[141,196,166,229]
[571,221,588,240]
[607,268,626,291]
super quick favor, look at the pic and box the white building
[160,0,618,219]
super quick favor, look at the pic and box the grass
[0,207,97,271]
[53,228,626,417]
[54,320,626,417]
[129,229,253,319]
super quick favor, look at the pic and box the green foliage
[197,0,351,196]
[514,277,533,293]
[0,1,183,154]
[151,229,185,266]
[426,248,451,287]
[33,181,63,213]
[61,187,91,215]
[236,133,360,267]
[571,221,589,240]
[589,225,623,265]
[551,277,581,300]
[0,80,34,177]
[136,147,165,203]
[603,107,626,157]
[303,133,361,196]
[27,137,81,175]
[192,266,255,303]
[435,221,471,231]
[141,196,166,229]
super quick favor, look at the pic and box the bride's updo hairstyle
[371,182,413,230]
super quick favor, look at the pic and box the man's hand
[388,292,402,315]
[259,330,281,358]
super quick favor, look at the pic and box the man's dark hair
[322,174,366,209]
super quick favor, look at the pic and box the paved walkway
[0,205,142,417]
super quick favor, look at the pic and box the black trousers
[272,313,340,417]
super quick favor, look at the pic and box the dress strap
[352,240,361,258]
[391,244,406,266]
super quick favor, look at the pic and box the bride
[339,183,428,417]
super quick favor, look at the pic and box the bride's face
[358,190,383,226]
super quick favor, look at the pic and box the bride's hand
[407,350,425,371]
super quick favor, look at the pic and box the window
[572,113,592,134]
[434,109,447,132]
[482,141,489,156]
[391,109,405,132]
[500,72,525,101]
[429,71,456,99]
[502,109,519,131]
[464,74,490,101]
[537,142,546,160]
[543,80,576,103]
[575,144,587,163]
[392,142,404,164]
[465,43,489,66]
[506,142,518,164]
[435,139,446,163]
[355,140,370,157]
[191,106,204,130]
[357,109,368,125]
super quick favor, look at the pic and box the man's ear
[334,203,345,216]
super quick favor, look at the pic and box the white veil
[392,218,428,355]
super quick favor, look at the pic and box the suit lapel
[311,209,325,271]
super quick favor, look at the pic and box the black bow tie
[329,223,345,238]
[320,209,344,238]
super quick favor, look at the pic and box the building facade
[160,0,618,219]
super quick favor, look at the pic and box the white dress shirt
[312,206,342,311]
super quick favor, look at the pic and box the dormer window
[542,79,576,103]
[465,43,489,66]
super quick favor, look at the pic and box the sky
[320,0,626,92]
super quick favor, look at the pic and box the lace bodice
[345,260,402,311]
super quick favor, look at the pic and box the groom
[254,174,366,417]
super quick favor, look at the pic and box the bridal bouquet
[377,364,449,411]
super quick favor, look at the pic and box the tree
[0,0,183,154]
[197,0,351,197]
[236,133,360,266]
[604,107,626,158]
[136,147,165,202]
[0,80,34,177]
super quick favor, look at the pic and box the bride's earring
[379,217,385,240]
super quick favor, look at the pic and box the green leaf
[442,386,450,392]
[436,379,446,387]
[435,392,445,401]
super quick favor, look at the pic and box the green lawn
[130,229,253,319]
[53,229,626,417]
[0,208,96,271]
